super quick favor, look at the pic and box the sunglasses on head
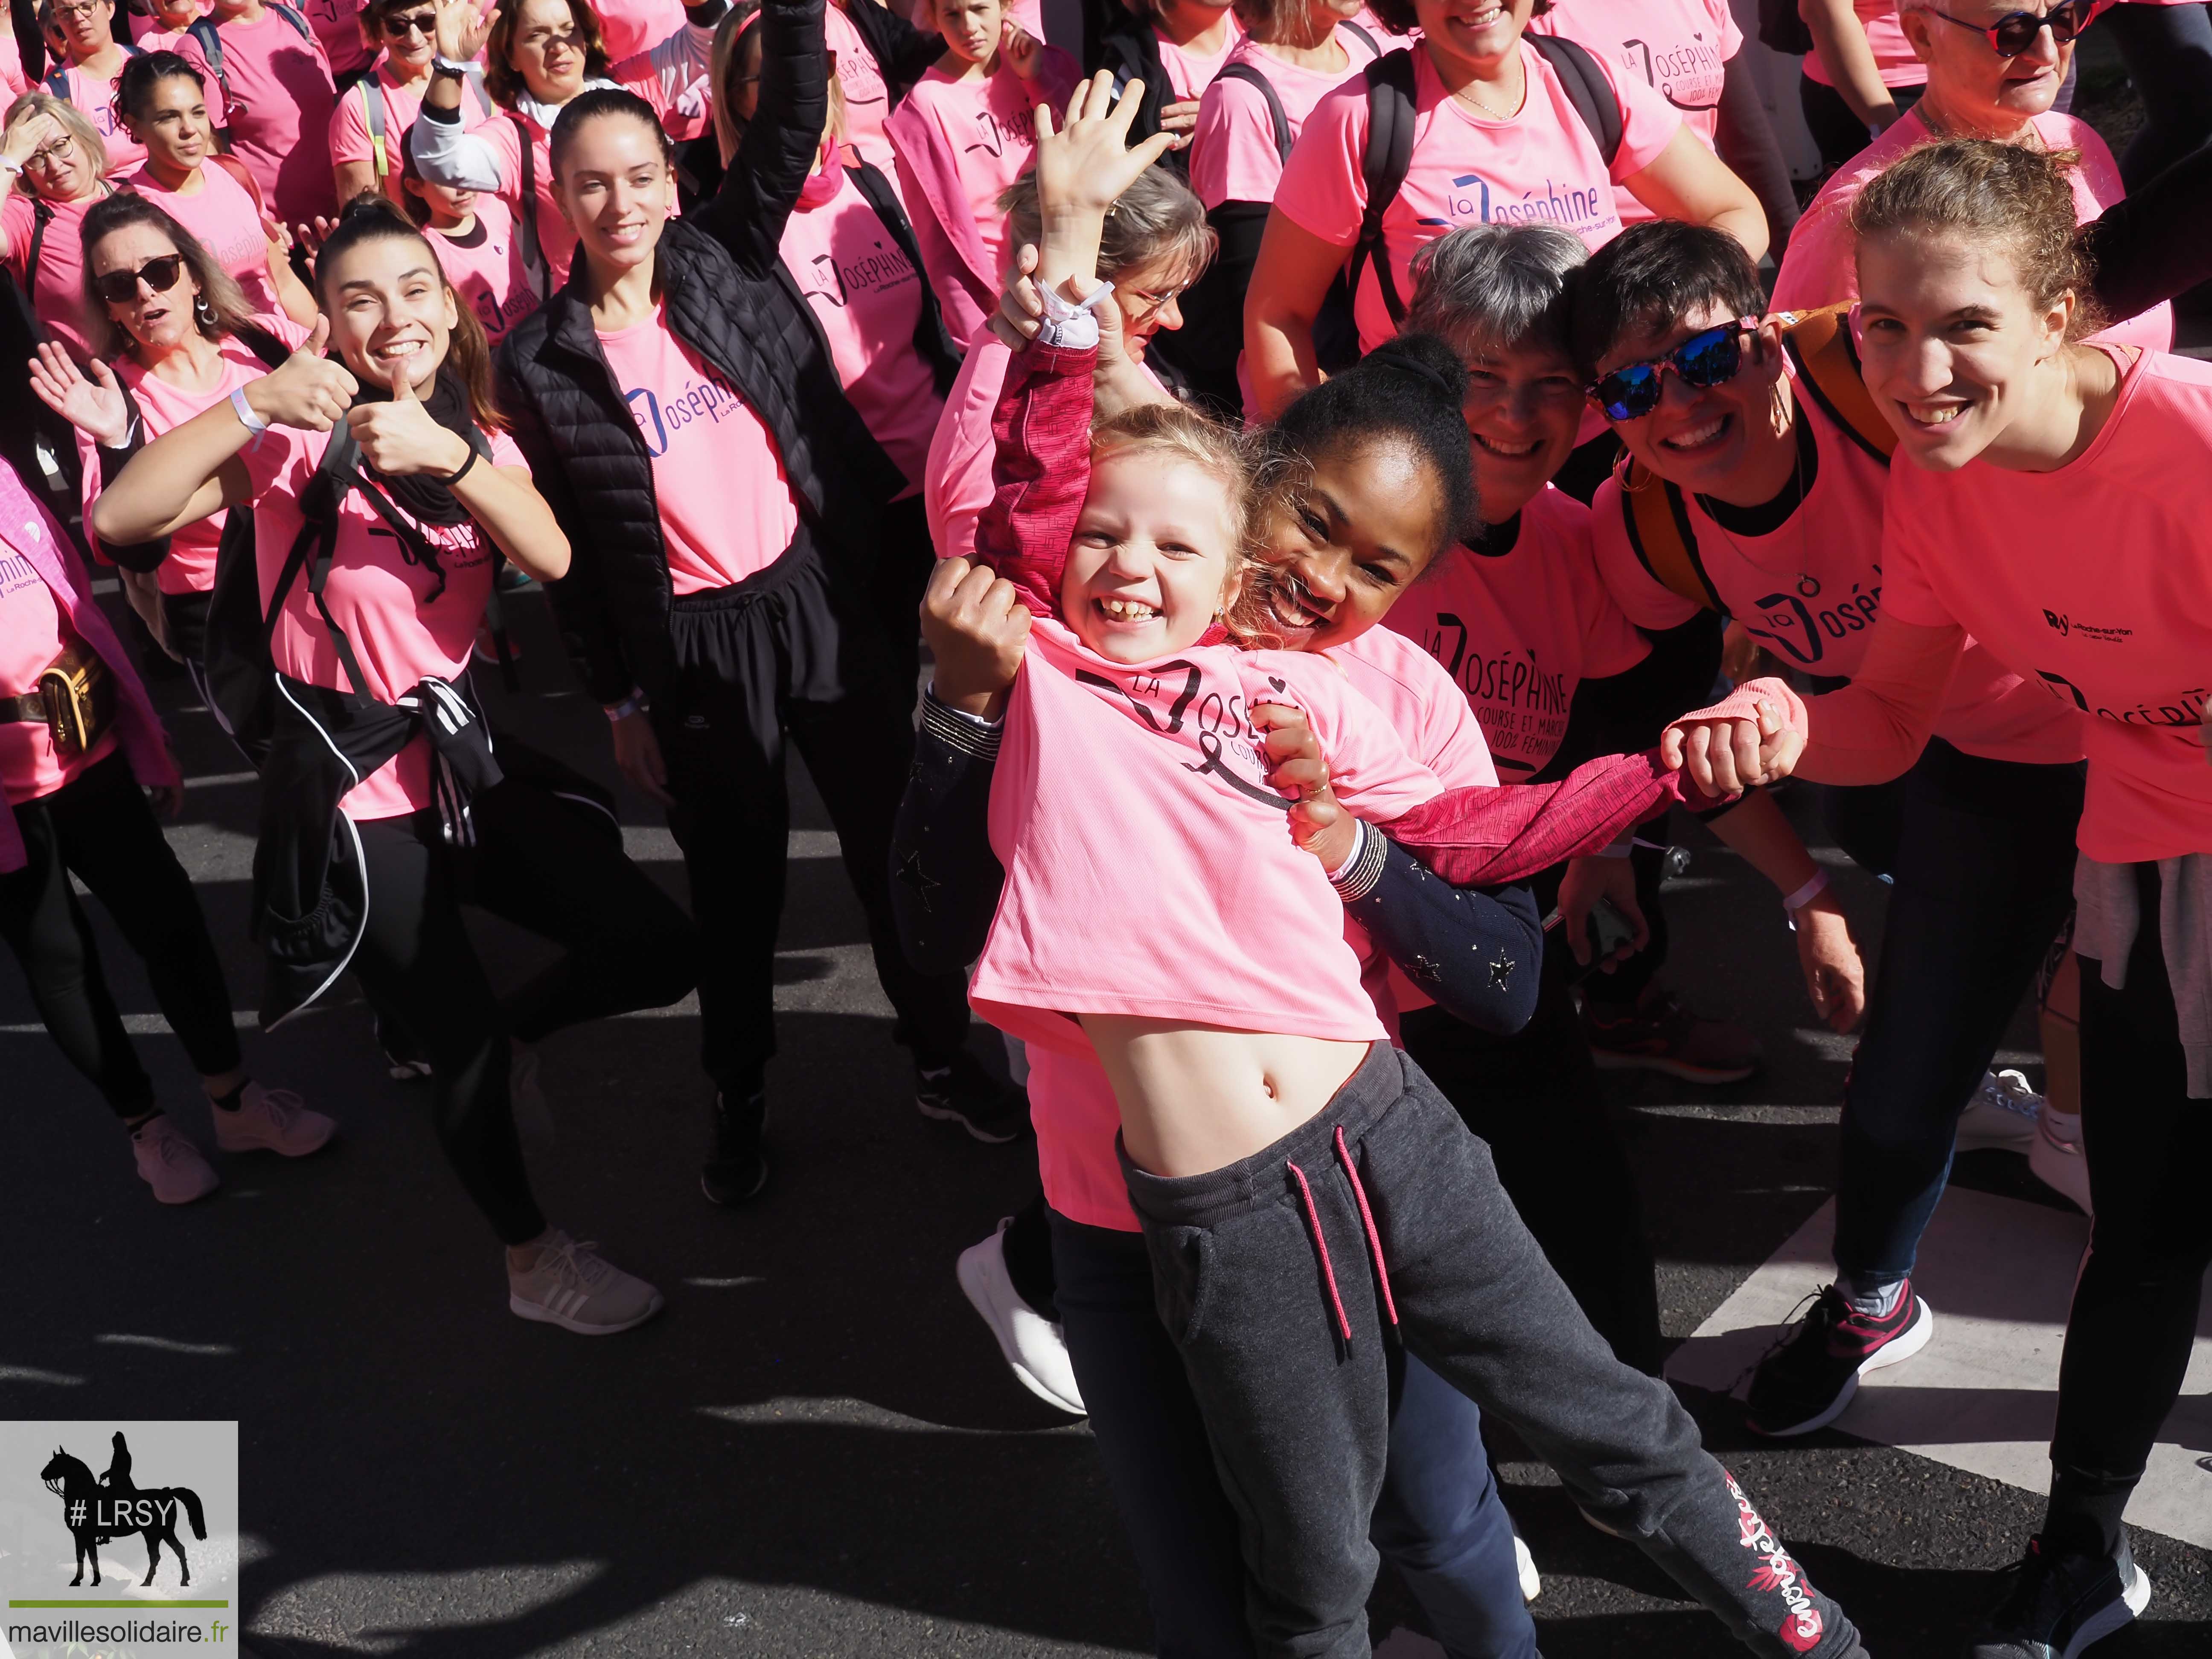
[93,254,187,305]
[1587,320,1756,422]
[1922,0,2093,58]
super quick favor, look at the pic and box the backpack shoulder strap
[512,114,548,298]
[1351,49,1417,327]
[1778,303,1897,466]
[25,195,52,279]
[267,1,315,44]
[209,151,268,218]
[360,78,388,179]
[119,40,142,57]
[43,66,67,96]
[187,17,225,85]
[1616,456,1725,614]
[233,322,292,370]
[1340,18,1377,54]
[1524,31,1622,169]
[1214,61,1291,166]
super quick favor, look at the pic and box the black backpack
[1348,35,1623,328]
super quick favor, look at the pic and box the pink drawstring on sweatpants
[1287,1126,1399,1343]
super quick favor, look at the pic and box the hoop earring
[193,294,215,328]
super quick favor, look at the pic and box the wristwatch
[431,55,471,78]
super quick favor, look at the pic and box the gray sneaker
[508,1231,664,1335]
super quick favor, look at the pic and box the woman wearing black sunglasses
[1774,0,2168,350]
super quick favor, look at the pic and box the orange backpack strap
[1615,454,1725,615]
[1778,302,1897,466]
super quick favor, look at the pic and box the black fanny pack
[2,637,115,761]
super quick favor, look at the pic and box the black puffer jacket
[496,0,905,705]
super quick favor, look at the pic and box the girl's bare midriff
[1082,1016,1372,1178]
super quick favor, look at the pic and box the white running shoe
[1956,1068,2043,1154]
[1512,1529,1541,1603]
[2029,1108,2093,1216]
[956,1218,1085,1416]
[132,1115,218,1204]
[212,1082,335,1156]
[508,1231,664,1335]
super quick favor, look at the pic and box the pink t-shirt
[1032,621,1499,1234]
[327,64,431,193]
[0,540,114,805]
[589,0,686,63]
[48,61,146,177]
[177,8,341,224]
[1153,12,1241,102]
[0,26,23,99]
[779,151,942,493]
[1773,108,2173,353]
[1589,378,2082,767]
[1277,40,1680,353]
[1189,26,1381,211]
[1384,484,1650,777]
[1877,348,2212,863]
[923,326,1170,560]
[1531,0,1740,224]
[127,161,282,318]
[969,615,1448,1057]
[119,315,312,596]
[3,188,108,361]
[1803,0,1926,90]
[597,305,800,595]
[427,194,540,343]
[826,0,898,176]
[239,419,517,820]
[295,0,375,79]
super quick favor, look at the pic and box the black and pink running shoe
[1744,1279,1935,1438]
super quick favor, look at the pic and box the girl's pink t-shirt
[1153,12,1242,102]
[0,26,24,98]
[238,418,518,821]
[49,61,146,176]
[3,188,107,361]
[1276,40,1680,352]
[1531,0,1739,223]
[969,615,1449,1058]
[176,9,341,224]
[588,0,687,64]
[596,305,800,595]
[427,194,540,343]
[119,314,312,597]
[1189,26,1381,211]
[297,0,376,79]
[127,162,282,318]
[779,151,943,494]
[1588,373,2081,769]
[327,64,432,189]
[922,326,1170,560]
[1803,0,1926,90]
[1383,483,1650,777]
[1877,348,2212,864]
[0,539,115,805]
[825,0,898,176]
[1773,108,2172,353]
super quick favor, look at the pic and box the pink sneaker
[212,1083,336,1157]
[132,1116,219,1204]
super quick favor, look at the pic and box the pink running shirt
[589,0,687,63]
[427,194,540,343]
[1876,348,2212,863]
[1152,11,1241,103]
[1275,40,1680,353]
[48,61,145,175]
[779,149,943,493]
[826,0,898,175]
[1384,484,1650,777]
[0,541,114,805]
[596,305,800,595]
[118,313,313,597]
[238,418,518,820]
[1531,0,1739,224]
[1189,26,1381,211]
[176,8,341,224]
[327,65,445,198]
[3,189,109,361]
[296,0,375,79]
[128,161,283,318]
[1588,375,2081,766]
[1773,108,2172,353]
[1802,0,1926,90]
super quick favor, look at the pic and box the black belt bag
[1,638,115,761]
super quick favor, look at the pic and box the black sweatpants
[351,777,699,1244]
[869,495,937,721]
[1123,1043,1864,1659]
[0,750,241,1115]
[655,538,972,1096]
[2052,864,2212,1545]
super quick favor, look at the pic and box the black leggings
[1799,75,1924,175]
[0,750,241,1116]
[351,778,699,1244]
[2050,864,2212,1545]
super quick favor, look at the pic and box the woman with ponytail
[91,195,700,1333]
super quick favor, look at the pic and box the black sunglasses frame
[1921,0,2094,58]
[93,254,188,306]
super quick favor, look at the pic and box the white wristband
[603,689,649,722]
[229,385,268,434]
[0,154,21,176]
[1781,867,1831,914]
[1035,276,1114,350]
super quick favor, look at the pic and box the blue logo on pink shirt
[623,367,746,459]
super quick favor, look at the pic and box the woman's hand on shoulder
[27,344,131,448]
[245,317,358,433]
[923,555,1030,719]
[1252,701,1360,873]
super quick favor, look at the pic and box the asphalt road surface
[4,586,2206,1657]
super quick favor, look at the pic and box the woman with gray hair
[1385,221,1864,1372]
[0,93,116,360]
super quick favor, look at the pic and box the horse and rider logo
[36,1431,209,1588]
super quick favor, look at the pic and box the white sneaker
[508,1231,664,1335]
[212,1082,336,1156]
[1956,1068,2042,1154]
[956,1218,1085,1416]
[2029,1107,2093,1216]
[1512,1528,1541,1603]
[131,1115,219,1204]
